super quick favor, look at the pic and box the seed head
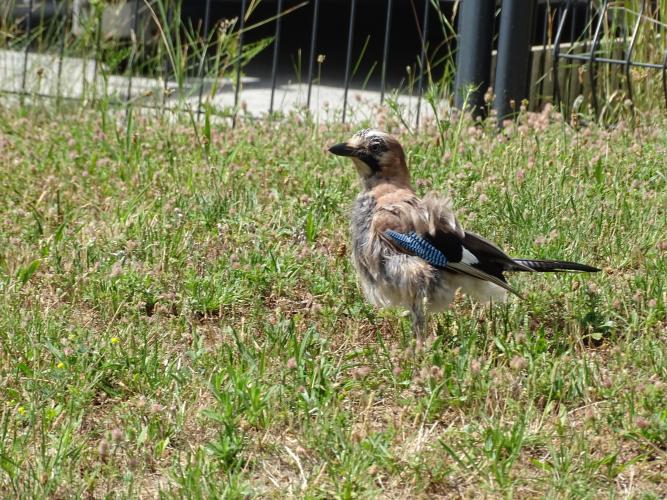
[430,366,443,380]
[635,416,650,429]
[509,355,527,371]
[98,439,110,460]
[352,366,372,379]
[111,428,123,444]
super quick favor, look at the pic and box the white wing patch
[461,247,479,265]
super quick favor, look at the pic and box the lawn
[0,104,665,497]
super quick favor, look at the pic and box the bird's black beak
[328,142,356,157]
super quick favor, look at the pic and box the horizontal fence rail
[553,0,667,116]
[1,0,666,125]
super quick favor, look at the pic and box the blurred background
[1,1,665,124]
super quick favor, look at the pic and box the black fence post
[92,4,103,103]
[342,0,357,123]
[233,0,248,127]
[552,1,572,108]
[587,0,608,117]
[196,0,212,118]
[414,0,430,130]
[306,0,321,110]
[20,0,35,100]
[493,0,536,122]
[380,0,394,104]
[55,1,67,109]
[454,0,495,117]
[126,0,141,109]
[269,0,284,115]
[623,0,646,106]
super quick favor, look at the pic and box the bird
[328,129,599,345]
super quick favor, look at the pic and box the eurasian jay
[328,129,599,344]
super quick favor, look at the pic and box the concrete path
[1,49,439,124]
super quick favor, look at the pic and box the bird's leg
[410,297,427,350]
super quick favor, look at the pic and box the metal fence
[458,0,667,120]
[553,0,667,116]
[1,1,666,126]
[4,0,459,124]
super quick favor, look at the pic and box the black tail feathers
[513,258,600,273]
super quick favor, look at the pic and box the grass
[0,102,665,498]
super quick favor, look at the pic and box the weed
[0,93,666,496]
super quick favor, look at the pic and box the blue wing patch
[385,230,448,268]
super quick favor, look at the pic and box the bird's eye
[369,142,382,154]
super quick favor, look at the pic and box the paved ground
[0,49,436,124]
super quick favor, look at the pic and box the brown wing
[371,193,428,236]
[376,191,522,296]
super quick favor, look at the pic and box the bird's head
[328,129,410,189]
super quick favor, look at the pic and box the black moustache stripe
[357,152,381,172]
